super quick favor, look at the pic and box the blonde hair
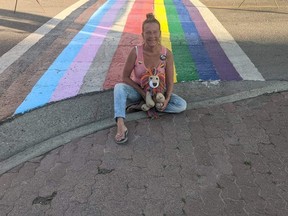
[142,13,161,32]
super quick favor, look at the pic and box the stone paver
[0,91,288,216]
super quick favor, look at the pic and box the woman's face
[142,22,161,47]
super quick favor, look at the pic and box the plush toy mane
[140,69,166,95]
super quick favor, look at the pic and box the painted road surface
[0,0,264,120]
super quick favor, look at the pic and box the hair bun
[142,13,161,32]
[146,13,155,20]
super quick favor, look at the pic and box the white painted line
[190,0,265,81]
[0,0,89,75]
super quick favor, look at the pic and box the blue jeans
[114,83,187,119]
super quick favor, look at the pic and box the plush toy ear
[140,69,153,89]
[140,74,149,89]
[140,69,153,88]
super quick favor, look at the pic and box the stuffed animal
[140,68,166,111]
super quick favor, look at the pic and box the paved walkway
[1,91,288,216]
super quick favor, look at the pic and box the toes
[115,132,124,141]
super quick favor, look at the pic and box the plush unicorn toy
[140,68,166,112]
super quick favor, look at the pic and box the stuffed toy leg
[141,91,155,111]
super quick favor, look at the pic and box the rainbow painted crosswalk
[14,0,264,115]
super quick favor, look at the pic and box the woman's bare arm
[122,47,146,99]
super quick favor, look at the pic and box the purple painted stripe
[49,1,125,101]
[183,0,242,81]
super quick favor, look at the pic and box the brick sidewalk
[0,91,288,216]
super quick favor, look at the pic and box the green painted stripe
[164,0,198,81]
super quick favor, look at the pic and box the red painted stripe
[103,0,154,90]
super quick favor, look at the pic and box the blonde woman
[113,13,187,144]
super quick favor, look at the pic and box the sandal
[126,101,144,113]
[115,129,128,144]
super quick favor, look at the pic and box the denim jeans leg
[114,83,142,119]
[164,93,187,113]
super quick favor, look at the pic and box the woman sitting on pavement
[113,13,187,144]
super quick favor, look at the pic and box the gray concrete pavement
[0,89,288,216]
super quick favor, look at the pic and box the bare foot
[115,118,128,144]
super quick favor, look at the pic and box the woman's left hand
[157,99,169,112]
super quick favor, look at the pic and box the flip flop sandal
[126,101,144,113]
[115,130,128,144]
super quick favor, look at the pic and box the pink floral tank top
[132,44,167,85]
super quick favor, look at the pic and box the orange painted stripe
[124,0,154,34]
[103,0,154,89]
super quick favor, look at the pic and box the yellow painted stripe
[154,0,177,83]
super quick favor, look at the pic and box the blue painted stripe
[174,0,219,80]
[15,0,116,114]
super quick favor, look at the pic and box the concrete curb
[1,81,288,174]
[188,81,288,109]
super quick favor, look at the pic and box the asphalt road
[0,0,80,55]
[201,0,288,81]
[1,0,288,79]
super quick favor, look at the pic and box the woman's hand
[157,98,169,112]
